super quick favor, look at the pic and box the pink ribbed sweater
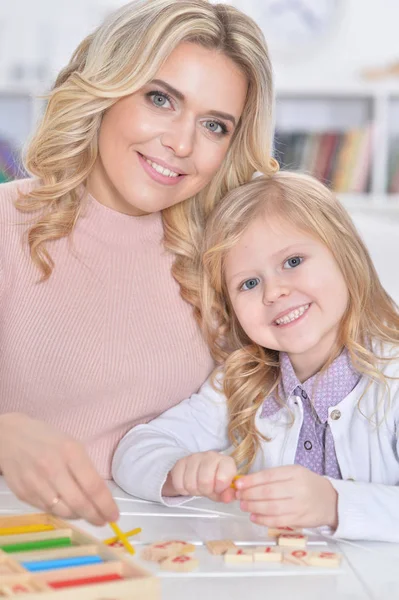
[0,179,213,478]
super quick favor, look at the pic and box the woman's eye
[284,256,303,269]
[241,278,260,291]
[148,91,172,109]
[204,120,228,135]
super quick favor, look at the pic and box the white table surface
[0,477,398,600]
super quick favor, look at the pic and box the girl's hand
[235,465,338,529]
[0,413,119,526]
[163,451,237,503]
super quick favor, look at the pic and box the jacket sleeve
[328,478,399,542]
[112,373,231,504]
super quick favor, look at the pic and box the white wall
[0,1,398,88]
[269,0,399,87]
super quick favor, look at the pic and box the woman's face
[88,42,248,215]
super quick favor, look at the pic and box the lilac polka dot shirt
[260,350,360,478]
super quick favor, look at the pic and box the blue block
[22,555,103,572]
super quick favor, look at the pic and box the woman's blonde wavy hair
[16,0,277,318]
[201,171,399,471]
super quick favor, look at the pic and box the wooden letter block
[278,534,308,547]
[253,546,282,563]
[141,540,195,562]
[1,583,35,595]
[160,554,199,572]
[283,549,311,566]
[308,551,342,568]
[224,548,253,564]
[205,540,236,556]
[267,527,303,538]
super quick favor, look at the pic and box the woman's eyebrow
[149,78,237,126]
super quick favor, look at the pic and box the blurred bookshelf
[274,81,399,214]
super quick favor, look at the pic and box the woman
[0,0,276,525]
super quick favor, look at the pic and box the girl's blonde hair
[202,171,399,470]
[16,0,276,319]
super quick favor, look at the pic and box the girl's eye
[241,278,260,291]
[147,91,173,109]
[284,256,303,269]
[204,120,228,135]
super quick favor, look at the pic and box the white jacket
[112,352,399,542]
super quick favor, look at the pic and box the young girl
[112,172,399,542]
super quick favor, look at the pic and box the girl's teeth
[275,304,309,326]
[145,157,179,178]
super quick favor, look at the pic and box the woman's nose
[161,114,196,158]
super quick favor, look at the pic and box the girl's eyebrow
[271,242,316,258]
[149,78,237,126]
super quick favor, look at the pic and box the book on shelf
[273,125,373,193]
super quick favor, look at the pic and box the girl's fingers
[170,460,189,496]
[235,466,294,490]
[184,457,202,495]
[240,498,292,517]
[214,458,237,495]
[219,487,236,503]
[250,512,299,528]
[197,459,218,497]
[236,480,292,502]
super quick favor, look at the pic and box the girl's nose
[262,278,290,305]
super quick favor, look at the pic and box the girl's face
[224,213,349,381]
[88,42,248,215]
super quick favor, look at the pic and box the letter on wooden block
[267,527,303,538]
[253,546,283,562]
[308,551,342,568]
[160,554,199,572]
[224,548,253,564]
[283,549,311,566]
[141,540,195,562]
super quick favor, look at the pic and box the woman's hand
[0,413,119,526]
[235,465,338,529]
[162,451,237,503]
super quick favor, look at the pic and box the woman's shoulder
[0,178,38,222]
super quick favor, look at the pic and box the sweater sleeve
[112,373,230,503]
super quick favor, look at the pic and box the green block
[0,537,73,553]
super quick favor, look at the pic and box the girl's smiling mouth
[273,303,311,327]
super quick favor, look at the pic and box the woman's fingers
[67,448,119,523]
